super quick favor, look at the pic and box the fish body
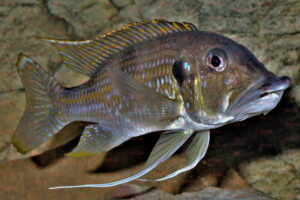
[12,20,291,188]
[56,32,223,140]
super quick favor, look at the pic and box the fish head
[179,32,291,126]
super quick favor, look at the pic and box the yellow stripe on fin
[44,19,198,77]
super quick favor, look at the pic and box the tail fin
[12,54,67,153]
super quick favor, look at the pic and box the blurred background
[0,0,299,199]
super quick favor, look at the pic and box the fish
[12,19,291,189]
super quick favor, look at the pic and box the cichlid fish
[12,19,291,189]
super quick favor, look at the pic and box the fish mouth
[226,75,291,121]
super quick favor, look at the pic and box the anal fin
[66,124,130,157]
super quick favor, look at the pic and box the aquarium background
[0,0,299,199]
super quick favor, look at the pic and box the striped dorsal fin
[44,19,198,77]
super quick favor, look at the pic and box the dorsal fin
[44,19,197,77]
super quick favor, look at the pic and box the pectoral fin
[49,130,192,189]
[108,67,180,127]
[66,124,130,157]
[138,130,210,182]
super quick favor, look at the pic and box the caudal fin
[12,54,67,153]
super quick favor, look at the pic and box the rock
[133,0,154,5]
[46,0,118,38]
[0,91,25,160]
[0,151,187,199]
[0,1,68,93]
[113,184,178,200]
[0,154,111,200]
[112,185,275,200]
[54,64,89,87]
[283,51,299,65]
[111,184,151,199]
[220,168,250,189]
[239,149,300,200]
[112,0,133,8]
[117,4,143,23]
[177,187,275,200]
[142,0,200,26]
[290,85,300,104]
[183,173,219,192]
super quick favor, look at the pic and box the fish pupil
[172,60,186,86]
[211,55,221,67]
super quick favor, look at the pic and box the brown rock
[111,184,150,199]
[0,91,25,160]
[111,185,276,200]
[239,150,300,200]
[0,1,68,93]
[220,168,250,189]
[112,0,133,8]
[183,173,219,193]
[0,154,113,200]
[290,85,300,105]
[47,0,118,38]
[54,64,89,87]
[177,187,275,200]
[283,51,299,65]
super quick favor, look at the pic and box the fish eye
[206,48,227,73]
